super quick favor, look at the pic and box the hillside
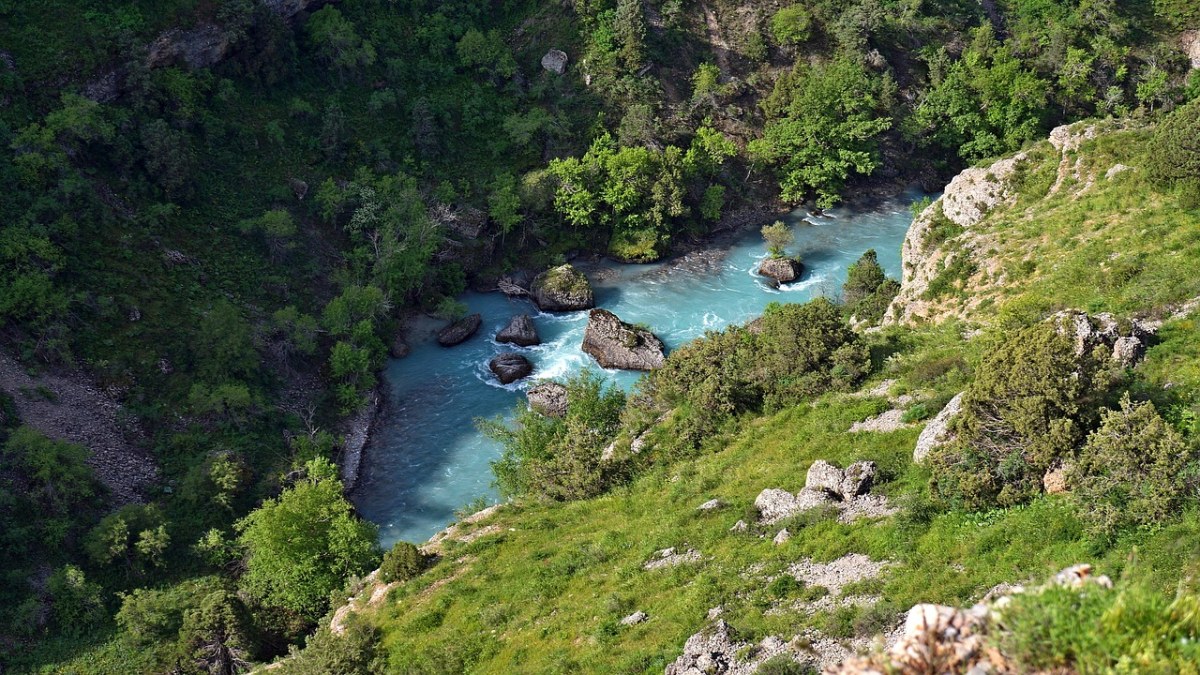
[1,0,1199,672]
[277,116,1200,673]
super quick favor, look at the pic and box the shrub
[843,250,899,325]
[761,221,794,258]
[755,299,871,409]
[379,541,426,583]
[1147,99,1200,206]
[770,6,812,45]
[484,370,626,500]
[1069,394,1199,536]
[930,323,1086,510]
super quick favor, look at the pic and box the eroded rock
[541,48,568,74]
[437,313,482,346]
[913,393,963,463]
[496,314,540,347]
[581,309,666,371]
[531,264,594,312]
[758,257,803,284]
[489,352,533,384]
[527,382,568,417]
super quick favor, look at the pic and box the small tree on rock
[761,221,794,259]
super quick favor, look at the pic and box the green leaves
[235,457,379,620]
[752,58,891,208]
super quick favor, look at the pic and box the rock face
[489,353,534,384]
[757,460,894,525]
[541,49,568,74]
[581,309,666,371]
[913,392,964,463]
[496,314,540,347]
[531,264,595,312]
[437,313,482,347]
[527,382,568,417]
[883,150,1028,325]
[1185,30,1200,69]
[147,24,231,69]
[757,257,803,284]
[1050,310,1155,367]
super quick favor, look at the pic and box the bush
[930,323,1086,510]
[484,370,626,500]
[379,542,426,583]
[761,221,794,258]
[770,6,812,45]
[1147,98,1200,205]
[1069,394,1199,536]
[843,250,899,325]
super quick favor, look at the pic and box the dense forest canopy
[0,0,1197,671]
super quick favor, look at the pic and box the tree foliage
[236,458,379,620]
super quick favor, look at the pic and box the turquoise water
[354,189,928,546]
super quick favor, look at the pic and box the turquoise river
[354,188,928,546]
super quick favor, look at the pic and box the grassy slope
[320,123,1200,673]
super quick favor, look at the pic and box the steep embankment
[885,119,1200,327]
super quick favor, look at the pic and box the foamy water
[354,189,928,546]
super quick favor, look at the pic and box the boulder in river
[527,382,568,417]
[531,264,595,312]
[496,314,540,347]
[581,309,666,371]
[437,313,482,347]
[758,257,803,284]
[489,352,534,384]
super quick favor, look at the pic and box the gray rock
[755,488,802,524]
[620,611,648,626]
[664,620,738,675]
[1112,336,1145,368]
[489,352,534,384]
[773,528,792,545]
[496,314,540,347]
[805,460,846,497]
[730,520,748,533]
[913,392,963,463]
[527,382,568,417]
[437,313,482,347]
[841,461,878,498]
[581,309,666,371]
[147,24,232,70]
[531,264,594,312]
[644,547,701,570]
[697,499,724,511]
[758,257,803,284]
[541,48,568,74]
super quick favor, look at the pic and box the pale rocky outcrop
[882,150,1026,325]
[437,313,482,346]
[541,49,568,74]
[527,382,568,416]
[489,352,533,384]
[644,547,701,570]
[496,314,540,347]
[581,309,666,371]
[620,611,648,626]
[756,460,894,525]
[1050,309,1155,367]
[531,264,594,312]
[912,393,963,463]
[1184,30,1200,69]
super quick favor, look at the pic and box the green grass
[349,333,1200,672]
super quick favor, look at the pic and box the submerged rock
[489,353,534,384]
[390,333,410,359]
[527,382,568,417]
[581,309,666,371]
[758,257,803,284]
[531,264,594,312]
[496,314,540,347]
[437,314,482,347]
